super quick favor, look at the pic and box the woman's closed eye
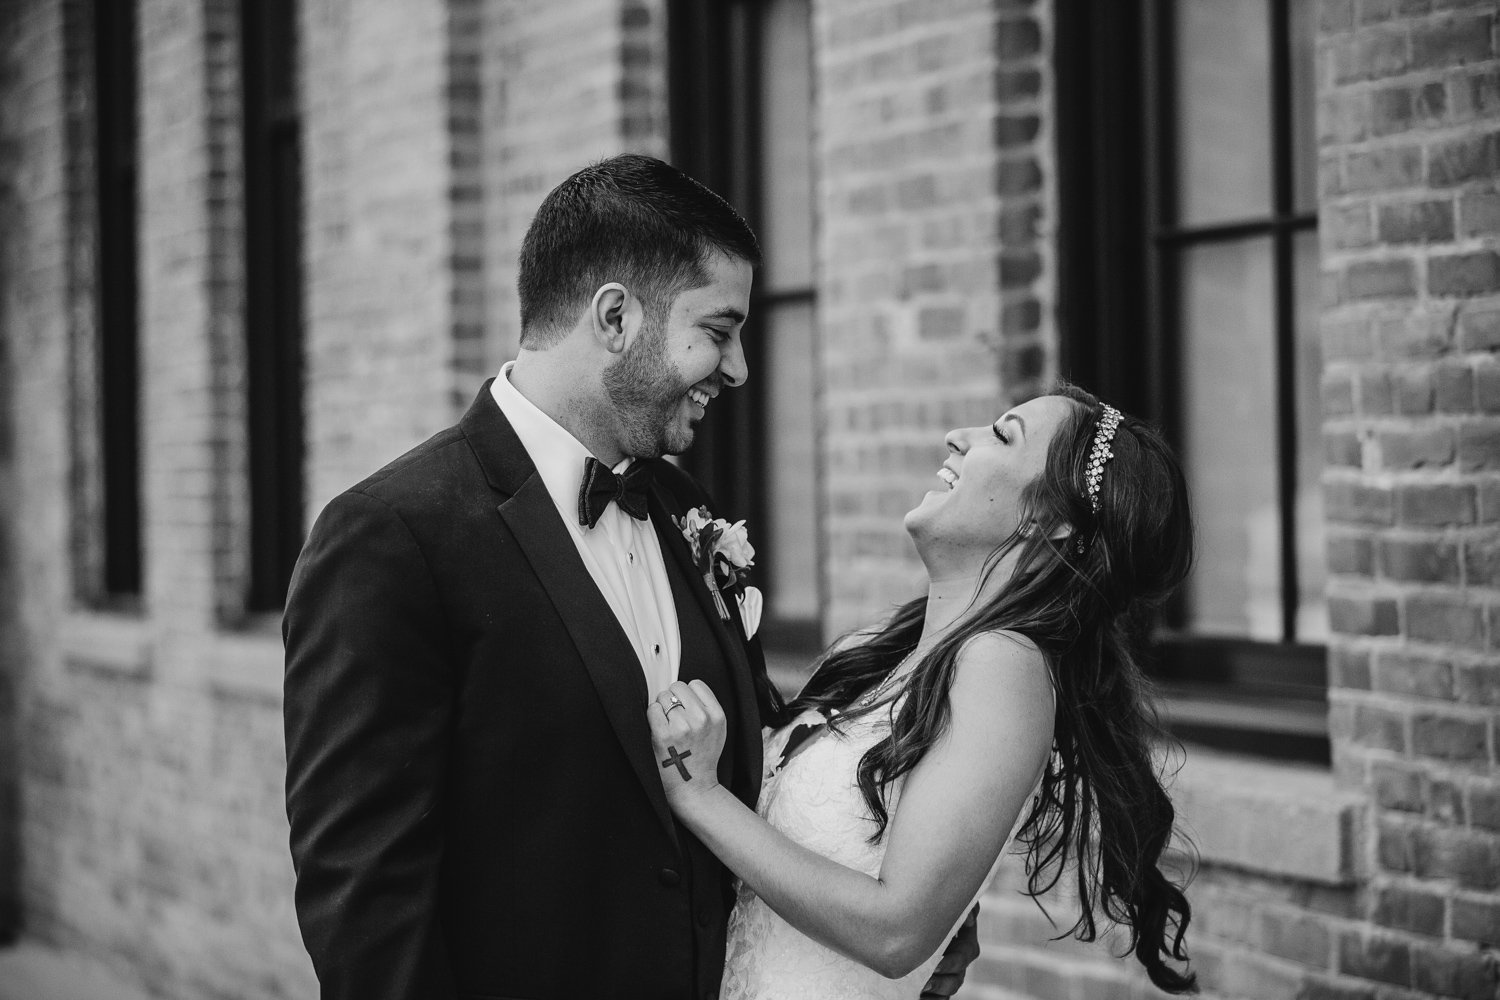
[992,422,1009,444]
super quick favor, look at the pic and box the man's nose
[719,337,748,388]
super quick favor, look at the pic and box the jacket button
[658,868,681,888]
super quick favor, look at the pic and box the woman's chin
[903,493,943,534]
[912,486,949,509]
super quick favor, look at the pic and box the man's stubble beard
[601,311,697,459]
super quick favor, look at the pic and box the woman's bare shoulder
[952,630,1054,716]
[958,629,1047,673]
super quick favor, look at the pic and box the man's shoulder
[342,423,477,509]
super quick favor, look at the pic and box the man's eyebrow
[699,306,746,325]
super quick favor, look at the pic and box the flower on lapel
[676,507,755,586]
[675,506,755,624]
[736,585,763,640]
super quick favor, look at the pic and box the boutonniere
[674,506,758,636]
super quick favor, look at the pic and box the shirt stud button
[653,643,661,655]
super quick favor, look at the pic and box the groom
[283,155,975,999]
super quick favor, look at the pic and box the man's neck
[507,351,626,466]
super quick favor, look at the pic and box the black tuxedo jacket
[284,383,777,1000]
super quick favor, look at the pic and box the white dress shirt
[490,363,681,697]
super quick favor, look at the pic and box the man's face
[603,250,753,458]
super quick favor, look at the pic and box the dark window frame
[241,0,305,612]
[1056,0,1328,763]
[94,0,143,601]
[668,0,822,654]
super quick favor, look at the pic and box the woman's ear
[1020,515,1072,543]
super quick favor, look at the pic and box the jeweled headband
[1084,403,1122,514]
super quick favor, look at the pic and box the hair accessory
[1084,404,1122,515]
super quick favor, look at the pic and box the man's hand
[921,904,981,999]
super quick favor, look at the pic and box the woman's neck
[916,550,1018,651]
[917,575,979,648]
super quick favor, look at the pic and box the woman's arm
[648,632,1054,979]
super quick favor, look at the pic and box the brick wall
[0,1,675,997]
[2,1,1496,998]
[5,0,317,992]
[479,0,668,378]
[3,0,85,961]
[0,0,21,943]
[301,0,459,507]
[968,5,1500,999]
[1318,0,1500,996]
[814,0,1057,637]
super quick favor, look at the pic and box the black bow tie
[577,457,653,528]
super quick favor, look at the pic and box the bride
[648,385,1198,998]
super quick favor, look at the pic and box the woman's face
[905,394,1077,573]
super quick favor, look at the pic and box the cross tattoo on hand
[661,745,693,781]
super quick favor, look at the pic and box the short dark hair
[516,154,761,348]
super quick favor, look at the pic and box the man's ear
[589,282,643,355]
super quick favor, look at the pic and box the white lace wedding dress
[719,698,1020,999]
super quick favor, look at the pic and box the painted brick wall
[814,0,1057,638]
[4,0,96,964]
[0,0,23,943]
[6,0,318,993]
[1318,0,1500,996]
[480,0,668,378]
[300,0,459,508]
[0,1,676,998]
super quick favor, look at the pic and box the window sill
[60,610,284,700]
[1171,746,1359,885]
[60,609,152,679]
[1161,690,1330,763]
[201,622,284,701]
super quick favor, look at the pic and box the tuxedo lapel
[649,485,765,806]
[463,386,680,844]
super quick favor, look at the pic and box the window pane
[1178,237,1279,640]
[1293,230,1327,641]
[95,0,143,598]
[1290,0,1318,213]
[1173,0,1272,226]
[764,300,819,621]
[759,0,813,293]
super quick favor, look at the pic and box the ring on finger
[664,701,686,717]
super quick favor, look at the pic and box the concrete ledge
[0,941,154,1000]
[59,611,152,679]
[201,626,285,702]
[1172,747,1361,885]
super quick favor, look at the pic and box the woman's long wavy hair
[787,383,1197,993]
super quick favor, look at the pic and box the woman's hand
[647,679,727,809]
